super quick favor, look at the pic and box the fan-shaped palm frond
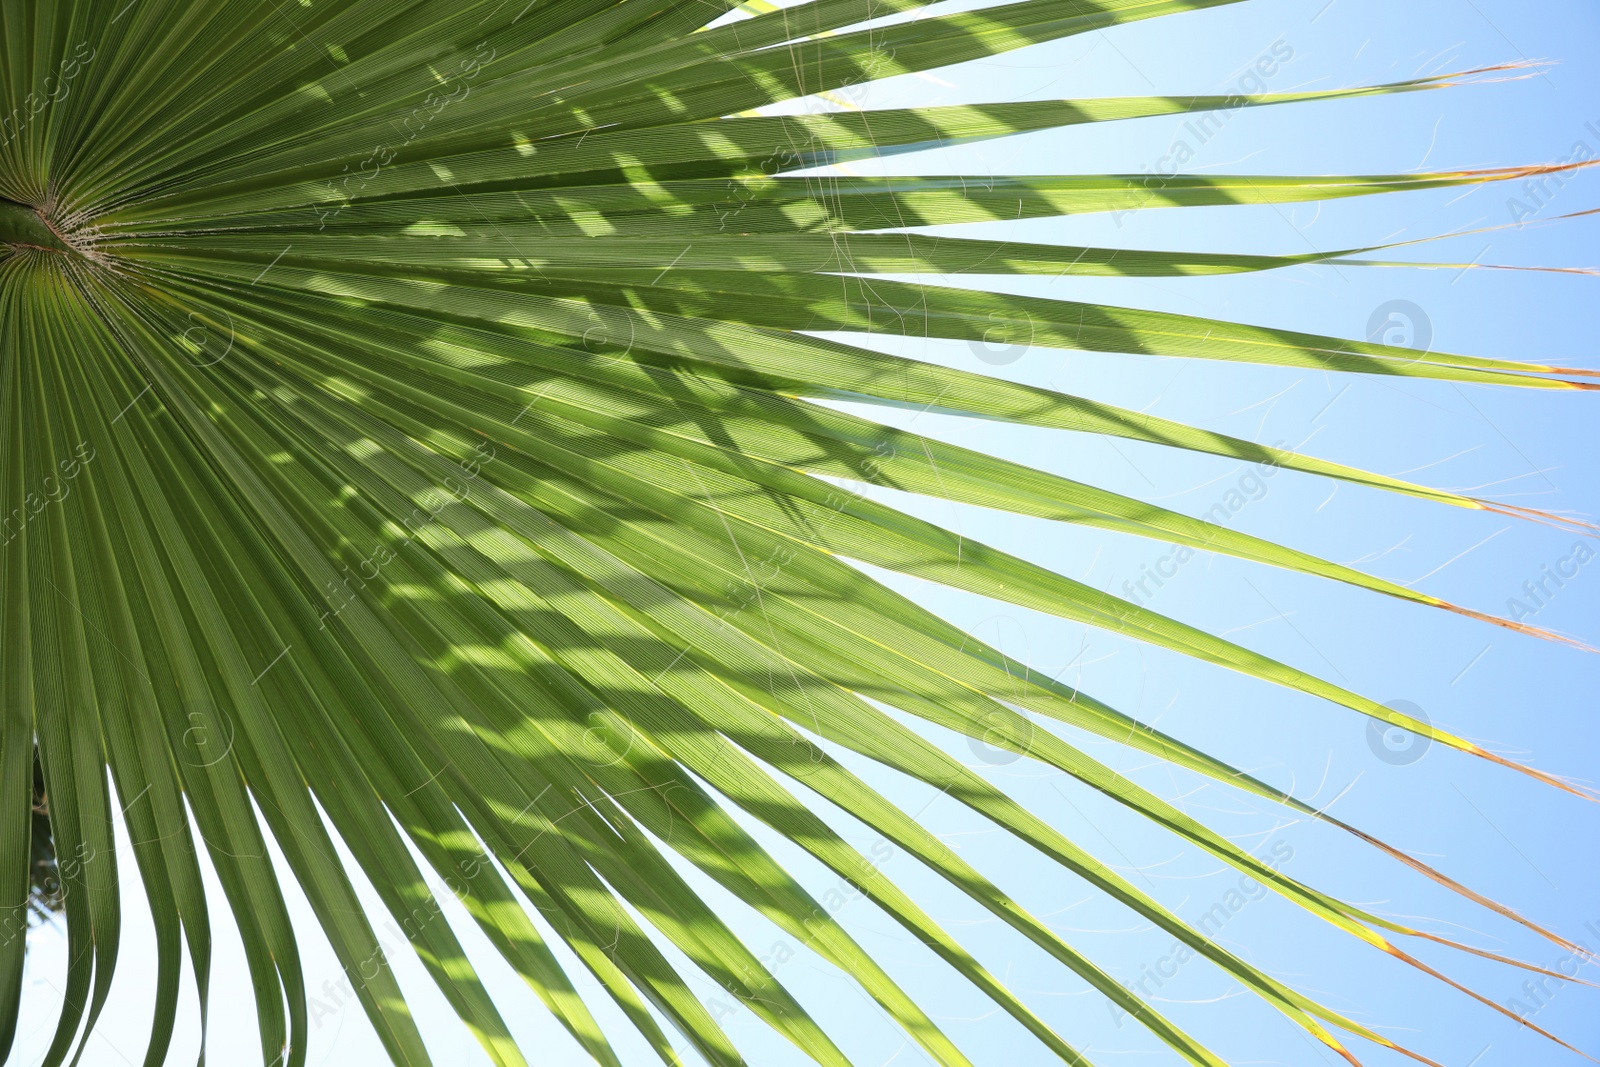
[0,1,1592,1065]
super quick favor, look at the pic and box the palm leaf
[0,1,1592,1065]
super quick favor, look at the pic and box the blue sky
[15,0,1600,1065]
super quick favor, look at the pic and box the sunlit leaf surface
[0,2,1591,1065]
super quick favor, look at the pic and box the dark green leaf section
[0,199,71,252]
[1,2,1590,1067]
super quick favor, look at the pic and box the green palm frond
[0,1,1592,1065]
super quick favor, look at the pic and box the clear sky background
[15,0,1600,1065]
